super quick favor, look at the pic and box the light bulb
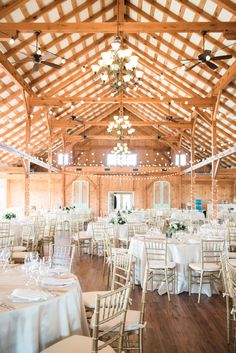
[82,65,86,72]
[205,55,211,61]
[61,57,66,64]
[37,48,41,55]
[9,38,15,45]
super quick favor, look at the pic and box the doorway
[108,192,134,212]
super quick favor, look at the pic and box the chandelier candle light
[107,111,135,137]
[111,142,130,155]
[91,36,143,94]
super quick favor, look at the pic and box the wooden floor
[73,254,232,353]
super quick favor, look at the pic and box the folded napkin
[41,276,75,288]
[10,288,51,302]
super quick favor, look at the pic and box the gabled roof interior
[0,0,235,169]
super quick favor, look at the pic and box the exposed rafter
[0,21,235,33]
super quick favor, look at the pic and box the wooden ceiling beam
[0,51,32,95]
[0,0,29,19]
[212,61,236,95]
[213,0,236,15]
[30,96,215,106]
[0,141,59,172]
[0,21,235,33]
[183,146,236,173]
[52,120,192,129]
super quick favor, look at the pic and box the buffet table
[0,265,89,353]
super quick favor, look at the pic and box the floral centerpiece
[62,206,76,213]
[166,221,186,238]
[110,211,127,225]
[3,212,16,220]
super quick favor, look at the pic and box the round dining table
[0,265,89,353]
[129,235,216,296]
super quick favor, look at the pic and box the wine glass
[1,248,11,272]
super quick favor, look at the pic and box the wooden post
[178,175,182,209]
[211,91,221,219]
[23,91,31,217]
[190,133,195,210]
[46,110,52,211]
[61,134,66,207]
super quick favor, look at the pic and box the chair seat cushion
[90,309,142,332]
[228,258,236,267]
[111,248,128,255]
[12,251,28,259]
[40,334,115,353]
[189,262,220,272]
[82,291,110,309]
[12,246,26,252]
[149,260,176,269]
[228,252,236,259]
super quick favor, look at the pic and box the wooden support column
[97,176,101,217]
[46,110,52,210]
[190,132,196,210]
[211,91,221,219]
[178,175,182,209]
[23,91,31,216]
[61,134,66,207]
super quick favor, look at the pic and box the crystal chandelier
[91,36,143,94]
[111,142,130,156]
[107,109,135,137]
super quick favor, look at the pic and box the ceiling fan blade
[186,62,201,71]
[41,52,56,61]
[13,59,32,64]
[211,54,232,61]
[41,61,61,69]
[32,63,39,72]
[205,61,218,70]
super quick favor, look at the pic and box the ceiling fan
[15,31,62,72]
[185,31,232,71]
[164,102,183,122]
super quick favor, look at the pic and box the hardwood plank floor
[73,254,232,353]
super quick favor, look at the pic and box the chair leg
[198,272,204,304]
[165,269,170,301]
[139,328,143,353]
[188,268,192,296]
[226,296,230,344]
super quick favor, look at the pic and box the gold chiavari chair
[144,237,176,301]
[0,222,12,250]
[41,285,131,353]
[83,252,133,310]
[189,239,225,303]
[49,243,75,273]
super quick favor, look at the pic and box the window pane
[107,154,137,166]
[58,153,64,165]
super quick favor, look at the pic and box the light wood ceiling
[0,0,235,168]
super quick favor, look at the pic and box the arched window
[153,181,170,209]
[72,180,89,209]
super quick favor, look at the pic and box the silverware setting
[0,303,15,311]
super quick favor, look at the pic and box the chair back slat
[92,285,131,353]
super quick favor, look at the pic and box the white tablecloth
[171,210,205,221]
[0,266,89,353]
[129,236,214,296]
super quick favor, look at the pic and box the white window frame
[175,153,186,167]
[107,154,137,166]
